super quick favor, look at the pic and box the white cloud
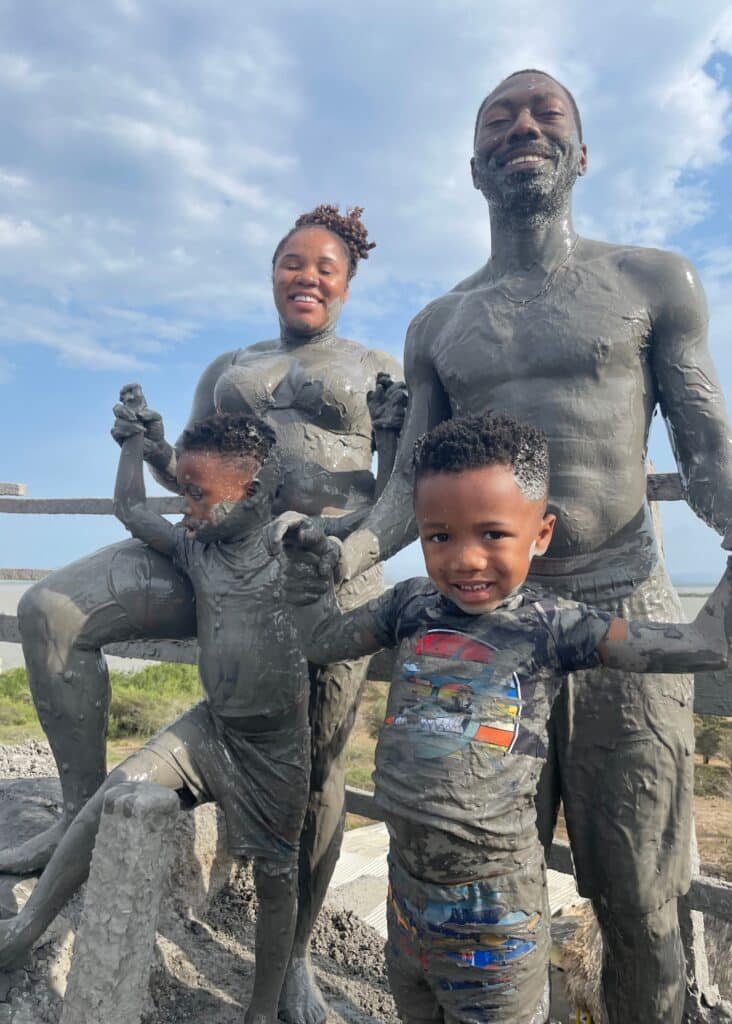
[0,217,42,246]
[0,1,730,361]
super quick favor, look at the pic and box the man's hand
[111,383,169,465]
[266,512,341,605]
[367,372,408,434]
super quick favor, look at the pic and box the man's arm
[339,310,451,578]
[648,252,732,532]
[113,430,178,556]
[598,556,732,673]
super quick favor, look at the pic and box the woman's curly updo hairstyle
[272,204,375,281]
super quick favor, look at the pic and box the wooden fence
[1,473,731,921]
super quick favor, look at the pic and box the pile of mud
[0,741,398,1024]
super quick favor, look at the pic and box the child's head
[176,413,277,540]
[413,413,555,614]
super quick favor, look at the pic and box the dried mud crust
[147,863,398,1023]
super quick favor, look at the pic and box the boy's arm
[113,429,178,557]
[268,513,396,664]
[598,555,732,673]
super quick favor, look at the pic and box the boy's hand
[266,512,341,605]
[367,372,408,433]
[111,384,168,462]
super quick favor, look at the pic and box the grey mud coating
[11,236,403,1024]
[336,71,732,1024]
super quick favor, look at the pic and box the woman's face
[273,226,350,334]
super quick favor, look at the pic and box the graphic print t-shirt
[367,579,612,849]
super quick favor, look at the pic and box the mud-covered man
[336,70,732,1023]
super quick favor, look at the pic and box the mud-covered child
[272,412,732,1024]
[0,394,326,1024]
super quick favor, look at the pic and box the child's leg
[388,853,550,1024]
[247,856,299,1024]
[385,906,444,1023]
[0,749,186,969]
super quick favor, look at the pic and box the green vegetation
[0,668,41,742]
[0,664,201,747]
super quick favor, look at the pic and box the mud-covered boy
[0,398,322,1024]
[273,412,732,1024]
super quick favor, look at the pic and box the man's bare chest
[431,278,653,407]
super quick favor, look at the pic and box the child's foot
[0,916,33,971]
[277,954,328,1024]
[0,819,69,875]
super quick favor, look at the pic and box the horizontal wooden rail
[343,787,732,923]
[0,474,690,517]
[0,496,185,515]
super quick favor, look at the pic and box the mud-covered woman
[11,204,404,1024]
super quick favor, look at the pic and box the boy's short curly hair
[179,412,276,464]
[272,203,375,281]
[413,413,549,501]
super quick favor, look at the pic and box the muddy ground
[0,741,399,1024]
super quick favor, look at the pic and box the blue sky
[1,0,732,583]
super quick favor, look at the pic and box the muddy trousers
[385,852,551,1024]
[594,898,684,1024]
[534,561,694,1024]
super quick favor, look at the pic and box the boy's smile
[415,464,555,614]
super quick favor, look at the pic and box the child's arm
[268,513,396,664]
[597,555,732,673]
[113,416,178,557]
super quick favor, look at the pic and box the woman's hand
[367,372,408,434]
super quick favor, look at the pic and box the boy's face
[415,464,556,614]
[176,450,259,537]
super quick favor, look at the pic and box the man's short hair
[473,69,583,147]
[413,413,549,501]
[180,412,276,464]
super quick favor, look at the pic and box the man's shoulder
[407,273,487,342]
[582,237,696,288]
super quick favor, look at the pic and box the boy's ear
[533,512,556,557]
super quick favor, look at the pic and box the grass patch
[107,664,200,739]
[0,664,201,747]
[694,763,732,799]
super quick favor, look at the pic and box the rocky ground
[0,740,398,1024]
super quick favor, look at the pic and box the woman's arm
[598,556,732,673]
[368,371,408,499]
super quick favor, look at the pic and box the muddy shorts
[385,851,550,1024]
[142,700,310,864]
[534,560,694,913]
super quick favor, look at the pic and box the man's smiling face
[471,72,587,218]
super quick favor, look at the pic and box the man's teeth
[454,583,490,591]
[507,154,545,166]
[292,294,318,303]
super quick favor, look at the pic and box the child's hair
[413,413,549,501]
[179,412,276,464]
[272,204,375,280]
